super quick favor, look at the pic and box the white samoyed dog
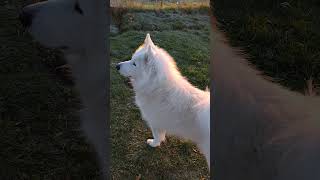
[117,34,210,168]
[19,0,108,179]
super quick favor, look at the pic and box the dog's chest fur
[134,87,205,142]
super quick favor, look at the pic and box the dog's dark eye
[133,62,136,66]
[74,2,84,15]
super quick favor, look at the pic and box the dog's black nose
[116,64,120,70]
[19,9,33,27]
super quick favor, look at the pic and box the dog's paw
[146,139,160,147]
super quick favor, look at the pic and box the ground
[110,4,210,180]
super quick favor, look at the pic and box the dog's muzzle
[19,9,34,28]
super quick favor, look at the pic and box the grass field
[110,4,210,179]
[214,0,320,95]
[0,0,100,179]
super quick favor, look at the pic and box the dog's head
[19,0,96,51]
[116,34,160,81]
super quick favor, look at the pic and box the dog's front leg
[147,127,166,147]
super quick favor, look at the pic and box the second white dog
[117,34,210,167]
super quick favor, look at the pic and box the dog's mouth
[124,77,133,89]
[19,20,30,36]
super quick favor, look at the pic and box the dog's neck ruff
[130,45,209,112]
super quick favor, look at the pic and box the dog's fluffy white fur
[22,0,108,179]
[117,34,210,167]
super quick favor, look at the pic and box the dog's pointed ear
[144,45,155,64]
[144,33,155,47]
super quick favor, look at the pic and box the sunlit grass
[111,0,209,10]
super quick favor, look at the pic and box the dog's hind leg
[147,127,166,147]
